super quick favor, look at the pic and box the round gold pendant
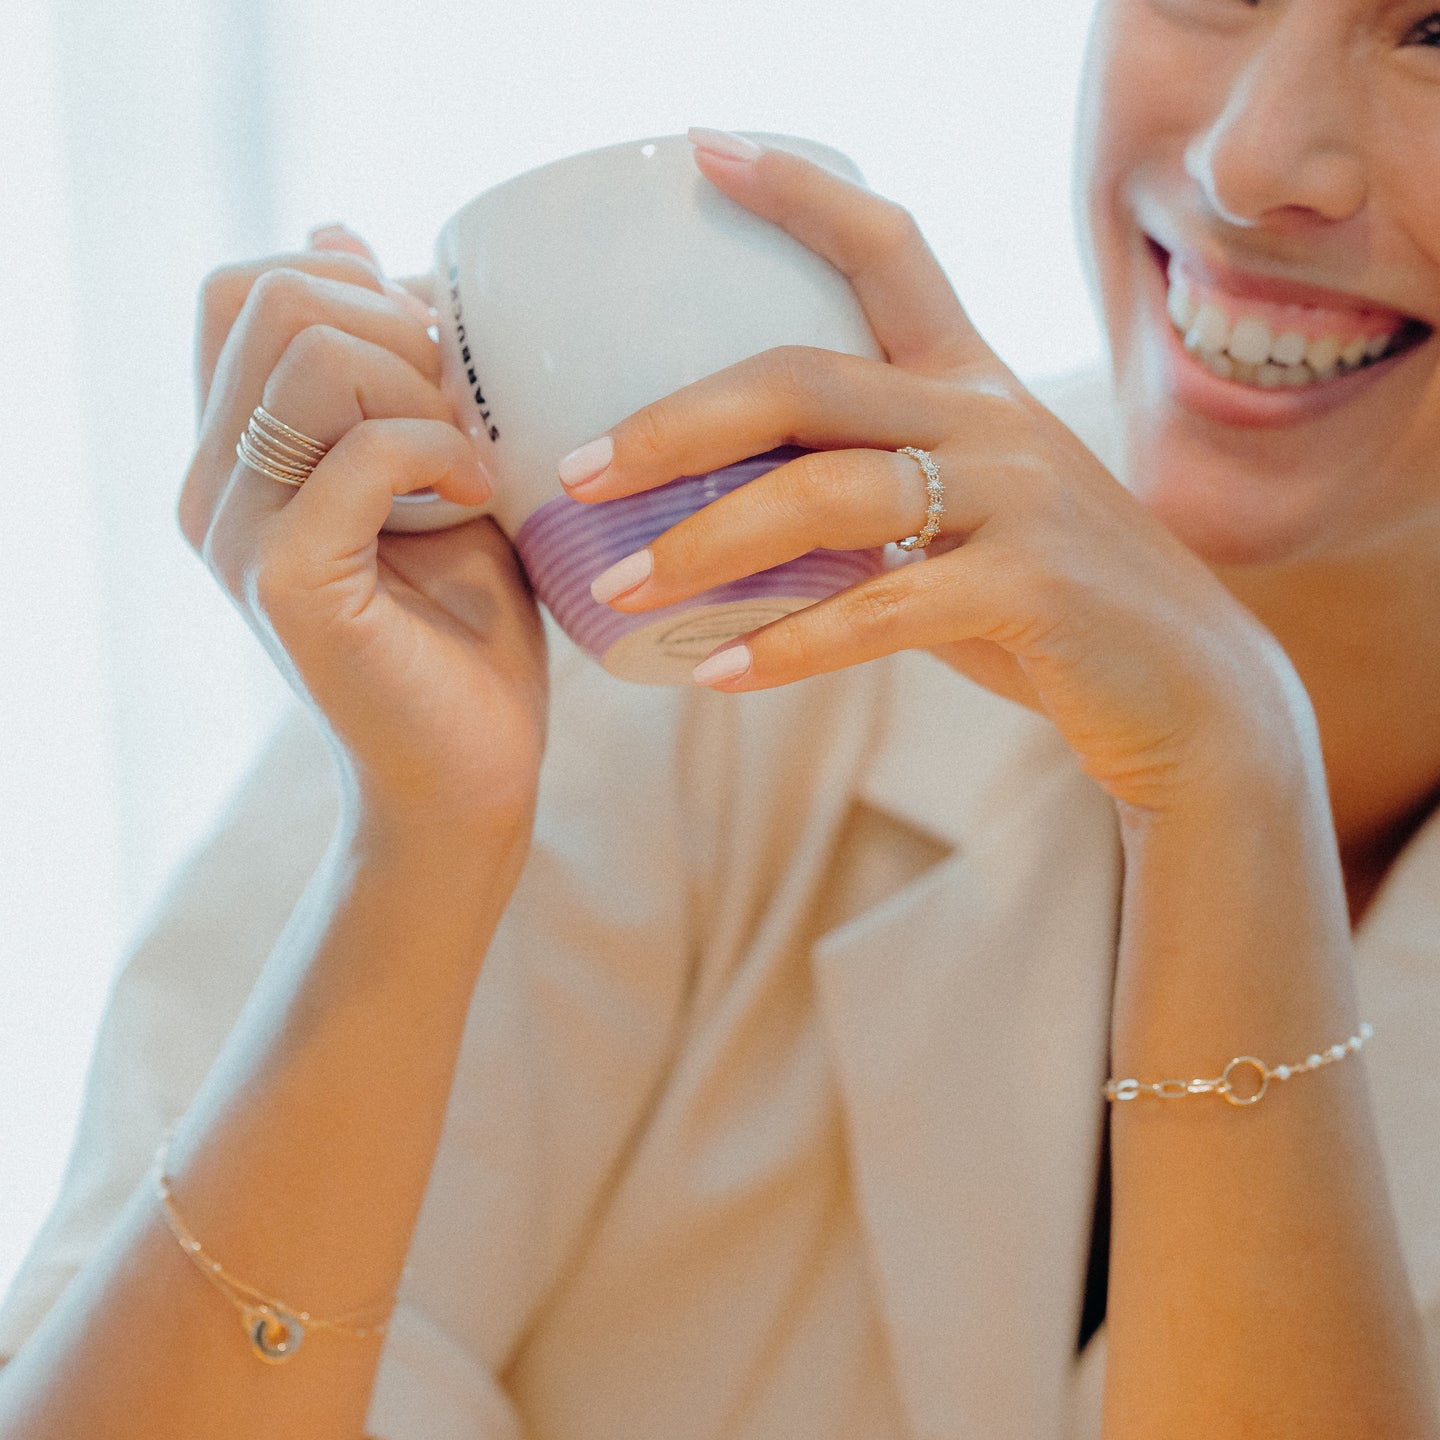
[244,1305,305,1362]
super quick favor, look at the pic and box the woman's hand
[565,133,1314,816]
[179,225,548,836]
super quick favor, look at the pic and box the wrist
[334,788,536,915]
[1119,624,1330,831]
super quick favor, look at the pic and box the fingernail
[693,644,752,686]
[559,435,614,490]
[308,222,353,243]
[590,548,652,604]
[688,128,764,163]
[470,457,495,503]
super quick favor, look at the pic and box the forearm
[0,803,527,1440]
[1102,765,1439,1438]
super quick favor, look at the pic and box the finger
[199,327,483,568]
[588,446,971,612]
[391,272,436,309]
[559,345,955,501]
[686,538,1017,691]
[688,129,984,372]
[197,250,394,410]
[206,417,485,607]
[183,270,446,548]
[309,227,434,327]
[306,222,380,263]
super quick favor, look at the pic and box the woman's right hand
[179,225,549,839]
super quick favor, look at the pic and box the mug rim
[436,130,864,239]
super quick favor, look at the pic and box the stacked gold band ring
[895,446,944,551]
[236,405,330,489]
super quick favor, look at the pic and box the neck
[1212,524,1440,916]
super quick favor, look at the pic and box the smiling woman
[3,0,1440,1438]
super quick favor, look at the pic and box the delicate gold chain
[150,1122,399,1364]
[1103,1021,1373,1107]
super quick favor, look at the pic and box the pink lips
[1160,239,1415,322]
[1144,239,1431,430]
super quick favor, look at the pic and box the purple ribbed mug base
[514,446,886,686]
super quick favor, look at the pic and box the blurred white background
[0,0,1103,1301]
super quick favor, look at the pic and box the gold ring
[236,405,330,489]
[895,446,944,551]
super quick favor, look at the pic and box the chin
[1117,409,1355,568]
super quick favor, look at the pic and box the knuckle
[342,416,404,469]
[756,344,835,401]
[245,266,317,329]
[624,402,673,466]
[246,541,298,618]
[862,200,920,264]
[956,379,1031,434]
[274,322,354,379]
[847,579,908,635]
[771,450,849,524]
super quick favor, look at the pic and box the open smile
[1142,236,1434,430]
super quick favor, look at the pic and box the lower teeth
[1181,336,1389,387]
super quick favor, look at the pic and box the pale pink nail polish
[692,644,752,686]
[590,549,652,605]
[687,128,764,163]
[559,435,615,489]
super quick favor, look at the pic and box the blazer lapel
[809,650,1123,1440]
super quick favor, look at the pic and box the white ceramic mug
[385,131,887,685]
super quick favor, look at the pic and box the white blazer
[3,366,1438,1439]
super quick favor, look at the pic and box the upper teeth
[1167,269,1398,383]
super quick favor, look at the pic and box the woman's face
[1075,0,1440,567]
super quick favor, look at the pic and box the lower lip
[1145,241,1425,430]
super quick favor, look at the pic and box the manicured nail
[559,435,615,490]
[692,644,752,686]
[469,457,495,504]
[590,548,653,605]
[688,128,763,163]
[307,222,354,243]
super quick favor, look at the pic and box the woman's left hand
[562,131,1315,816]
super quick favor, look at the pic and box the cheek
[1371,106,1440,298]
[1074,3,1198,335]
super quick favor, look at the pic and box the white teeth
[1228,316,1273,365]
[1272,331,1308,366]
[1185,303,1230,355]
[1163,260,1409,385]
[1167,273,1199,332]
[1200,351,1234,380]
[1304,335,1342,375]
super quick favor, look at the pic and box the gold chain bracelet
[1103,1021,1373,1107]
[150,1121,401,1363]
